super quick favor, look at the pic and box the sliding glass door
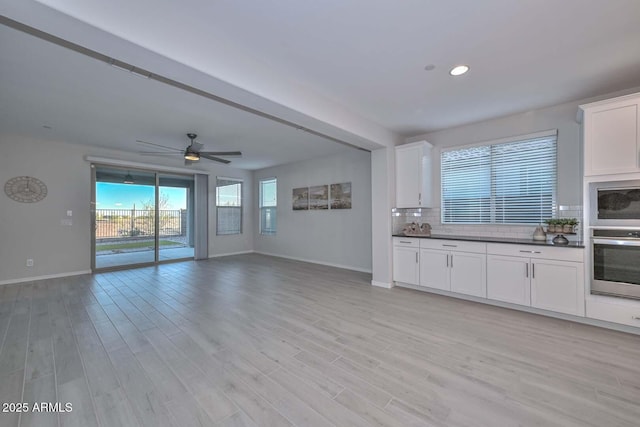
[158,173,195,261]
[92,165,195,271]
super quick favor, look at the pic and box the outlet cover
[67,210,73,217]
[26,259,34,267]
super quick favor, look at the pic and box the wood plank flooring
[0,253,639,426]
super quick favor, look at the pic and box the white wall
[0,134,252,284]
[253,149,372,272]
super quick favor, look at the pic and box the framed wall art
[292,187,309,210]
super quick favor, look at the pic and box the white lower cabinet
[487,255,531,305]
[419,249,450,290]
[419,240,486,297]
[531,259,584,316]
[393,238,420,285]
[393,239,587,319]
[486,244,585,316]
[450,252,487,297]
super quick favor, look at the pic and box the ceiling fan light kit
[137,133,242,165]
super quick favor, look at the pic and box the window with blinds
[441,131,557,224]
[216,178,242,235]
[259,178,277,235]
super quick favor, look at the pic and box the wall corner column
[371,147,394,288]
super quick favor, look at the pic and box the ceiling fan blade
[200,153,231,164]
[198,151,242,157]
[136,140,182,152]
[138,151,182,156]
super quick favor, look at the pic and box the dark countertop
[392,233,585,248]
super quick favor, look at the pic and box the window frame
[215,177,243,236]
[440,129,558,225]
[259,177,277,235]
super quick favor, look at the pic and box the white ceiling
[2,0,640,166]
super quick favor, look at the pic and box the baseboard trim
[254,251,372,274]
[396,282,640,336]
[208,250,255,258]
[0,270,92,286]
[371,280,394,289]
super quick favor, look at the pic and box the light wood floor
[1,254,639,427]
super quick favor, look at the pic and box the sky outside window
[96,183,187,209]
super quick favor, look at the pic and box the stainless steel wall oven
[592,229,640,299]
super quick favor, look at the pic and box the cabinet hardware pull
[418,192,421,205]
[446,254,449,267]
[632,316,640,320]
[415,252,418,263]
[400,241,412,244]
[450,254,453,268]
[525,263,529,278]
[519,250,542,254]
[532,263,535,279]
[442,244,457,247]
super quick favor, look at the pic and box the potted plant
[543,219,554,233]
[544,218,560,233]
[567,218,579,233]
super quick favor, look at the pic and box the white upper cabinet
[395,141,432,208]
[581,93,640,176]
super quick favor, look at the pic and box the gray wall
[0,134,253,284]
[253,149,372,272]
[407,86,640,209]
[408,100,583,207]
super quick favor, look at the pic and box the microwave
[590,180,640,227]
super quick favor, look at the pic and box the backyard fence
[96,209,186,239]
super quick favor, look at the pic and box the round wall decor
[4,176,48,203]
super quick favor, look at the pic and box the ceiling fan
[137,133,242,165]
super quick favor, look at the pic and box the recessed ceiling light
[449,65,469,76]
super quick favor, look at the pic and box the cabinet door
[487,255,530,306]
[531,260,584,316]
[395,144,422,208]
[450,252,487,297]
[393,246,419,285]
[585,102,639,175]
[419,249,450,290]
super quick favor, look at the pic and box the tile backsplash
[393,206,583,241]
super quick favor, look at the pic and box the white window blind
[259,178,277,235]
[441,131,557,224]
[216,178,242,235]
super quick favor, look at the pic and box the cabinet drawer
[420,239,486,254]
[393,237,420,248]
[586,297,640,328]
[486,243,583,262]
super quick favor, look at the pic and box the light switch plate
[67,210,73,217]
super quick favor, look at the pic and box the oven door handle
[592,238,640,246]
